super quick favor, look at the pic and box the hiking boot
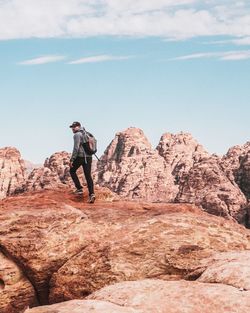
[72,188,83,195]
[88,194,96,204]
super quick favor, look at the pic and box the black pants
[70,157,94,195]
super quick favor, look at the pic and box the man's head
[69,121,81,133]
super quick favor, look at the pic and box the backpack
[81,129,99,159]
[85,131,97,154]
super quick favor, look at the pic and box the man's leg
[82,157,94,196]
[70,157,83,190]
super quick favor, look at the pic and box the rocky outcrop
[0,147,26,199]
[49,204,249,303]
[1,188,250,312]
[88,279,250,313]
[21,152,72,192]
[156,132,209,184]
[176,155,248,223]
[95,128,248,222]
[25,279,250,313]
[220,142,250,198]
[0,251,37,313]
[0,194,96,305]
[198,250,250,290]
[1,129,250,224]
[95,127,178,202]
[0,187,117,310]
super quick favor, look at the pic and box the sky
[0,0,250,163]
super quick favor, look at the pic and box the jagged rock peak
[102,127,152,162]
[96,127,178,202]
[0,146,26,199]
[156,132,209,184]
[221,141,250,199]
[157,131,208,161]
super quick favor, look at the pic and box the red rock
[198,250,250,290]
[88,279,250,313]
[24,299,142,312]
[0,251,37,313]
[48,190,250,303]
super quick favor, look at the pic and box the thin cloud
[18,55,66,65]
[170,50,250,61]
[170,52,219,60]
[203,37,250,46]
[68,55,132,64]
[0,1,250,41]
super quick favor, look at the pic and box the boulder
[88,279,250,313]
[198,250,250,290]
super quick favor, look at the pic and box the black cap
[69,121,81,128]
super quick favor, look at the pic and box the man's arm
[70,133,81,162]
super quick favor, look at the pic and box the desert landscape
[1,127,250,312]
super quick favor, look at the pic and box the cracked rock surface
[1,188,250,312]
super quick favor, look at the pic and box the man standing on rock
[69,121,95,203]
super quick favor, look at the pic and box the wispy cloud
[68,54,132,64]
[0,1,250,41]
[203,37,250,46]
[18,55,66,65]
[170,50,250,61]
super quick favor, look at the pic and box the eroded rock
[95,127,178,202]
[0,147,26,199]
[198,250,250,290]
[0,251,37,313]
[176,155,247,223]
[49,199,250,303]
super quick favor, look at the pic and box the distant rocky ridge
[1,127,250,224]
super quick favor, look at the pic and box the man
[69,121,95,203]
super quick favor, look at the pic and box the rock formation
[156,132,209,184]
[21,152,72,192]
[0,147,26,199]
[95,127,178,202]
[1,128,250,224]
[198,250,250,290]
[176,154,248,223]
[221,142,250,199]
[95,128,248,223]
[1,188,250,312]
[87,279,250,313]
[25,278,250,312]
[0,251,37,313]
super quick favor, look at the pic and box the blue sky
[0,1,250,163]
